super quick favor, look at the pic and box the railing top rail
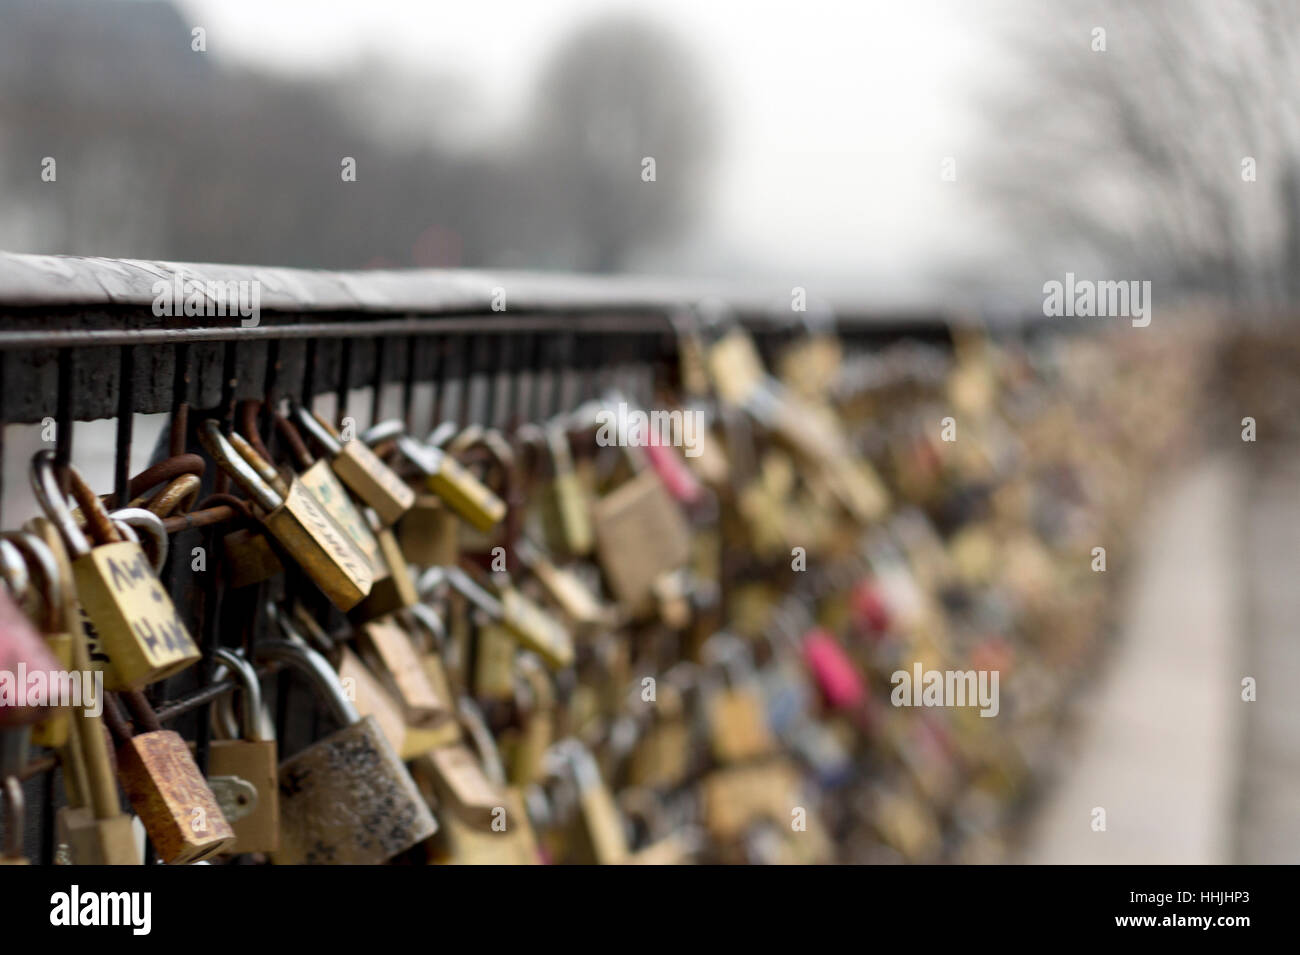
[0,251,954,331]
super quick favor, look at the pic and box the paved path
[1021,454,1246,864]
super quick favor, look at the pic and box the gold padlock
[256,639,437,865]
[53,594,141,865]
[206,648,279,855]
[293,407,415,528]
[31,451,200,691]
[393,433,506,533]
[199,421,373,611]
[591,452,692,614]
[357,616,450,729]
[107,690,235,864]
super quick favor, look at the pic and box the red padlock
[801,627,866,711]
[850,578,891,636]
[644,438,704,504]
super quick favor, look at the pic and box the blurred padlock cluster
[0,302,1216,865]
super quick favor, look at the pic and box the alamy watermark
[890,663,999,717]
[152,271,261,327]
[1042,272,1151,327]
[0,665,103,717]
[594,401,702,457]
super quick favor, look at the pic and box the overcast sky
[176,0,992,299]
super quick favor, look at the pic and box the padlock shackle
[2,776,23,860]
[255,639,360,727]
[426,420,459,448]
[361,419,405,446]
[0,540,30,609]
[394,433,445,477]
[139,473,202,519]
[198,421,282,512]
[213,647,268,743]
[291,404,344,457]
[271,412,317,470]
[456,696,506,787]
[29,451,92,559]
[406,602,447,650]
[445,566,504,620]
[0,531,65,632]
[228,431,289,498]
[109,507,169,574]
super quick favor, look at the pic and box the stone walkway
[1020,453,1247,864]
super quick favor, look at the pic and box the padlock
[206,647,280,855]
[446,566,574,671]
[51,581,141,865]
[19,541,74,749]
[507,655,554,787]
[397,494,461,567]
[420,699,538,864]
[0,533,65,732]
[391,432,506,533]
[591,442,692,614]
[292,405,415,527]
[801,626,867,712]
[628,674,693,789]
[263,412,385,573]
[548,739,628,865]
[515,538,611,632]
[405,603,463,735]
[255,639,437,864]
[699,757,802,842]
[349,511,419,624]
[357,616,450,729]
[268,413,417,621]
[539,422,593,556]
[223,527,285,589]
[701,634,776,765]
[360,421,463,567]
[0,776,28,864]
[107,690,235,864]
[199,420,373,611]
[30,451,199,691]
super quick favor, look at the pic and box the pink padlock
[802,627,866,711]
[644,438,704,504]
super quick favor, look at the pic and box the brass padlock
[31,451,200,691]
[507,656,555,787]
[591,449,692,614]
[349,511,419,624]
[549,739,628,865]
[516,538,612,632]
[419,699,538,864]
[397,494,461,567]
[267,413,416,622]
[357,616,450,729]
[540,423,593,557]
[255,639,437,865]
[53,597,141,865]
[1,776,28,864]
[293,406,415,528]
[393,433,506,533]
[108,690,235,864]
[200,421,374,611]
[446,566,574,670]
[701,634,776,765]
[206,647,279,855]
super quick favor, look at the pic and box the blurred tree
[970,0,1300,304]
[0,0,713,274]
[521,15,716,272]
